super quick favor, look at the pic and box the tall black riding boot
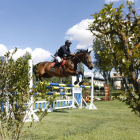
[50,61,60,72]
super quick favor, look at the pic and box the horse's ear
[87,48,92,53]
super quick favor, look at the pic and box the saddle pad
[51,62,55,67]
[51,60,66,67]
[61,60,66,66]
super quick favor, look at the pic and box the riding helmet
[65,40,72,44]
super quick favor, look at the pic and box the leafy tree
[88,1,140,115]
[0,48,55,140]
[92,38,114,92]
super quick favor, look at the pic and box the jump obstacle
[24,57,97,122]
[0,56,97,122]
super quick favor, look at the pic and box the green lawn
[21,100,140,140]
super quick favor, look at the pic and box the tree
[0,48,55,140]
[92,38,113,84]
[88,1,140,115]
[92,38,114,93]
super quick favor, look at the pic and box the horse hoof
[79,83,82,86]
[74,81,78,85]
[79,81,84,86]
[79,82,82,86]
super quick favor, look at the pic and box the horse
[33,49,94,86]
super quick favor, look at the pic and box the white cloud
[65,19,95,49]
[0,45,52,64]
[105,0,136,3]
[94,72,104,78]
[88,47,93,52]
[84,72,93,76]
[127,0,134,2]
[95,72,100,77]
[105,0,121,3]
[32,48,52,64]
[10,47,32,60]
[0,44,8,56]
[84,71,104,78]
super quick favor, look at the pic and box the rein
[71,54,81,61]
[65,51,92,68]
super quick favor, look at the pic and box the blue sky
[0,0,140,76]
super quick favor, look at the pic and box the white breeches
[55,56,61,63]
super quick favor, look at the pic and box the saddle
[51,60,66,67]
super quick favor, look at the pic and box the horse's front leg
[64,70,79,85]
[77,71,84,86]
[74,72,79,85]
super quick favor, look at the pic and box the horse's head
[84,49,94,70]
[75,49,94,70]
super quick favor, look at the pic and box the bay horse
[33,49,93,86]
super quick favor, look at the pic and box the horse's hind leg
[39,77,42,82]
[35,76,41,82]
[36,76,38,82]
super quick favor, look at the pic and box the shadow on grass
[53,109,71,113]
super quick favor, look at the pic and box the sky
[0,0,140,77]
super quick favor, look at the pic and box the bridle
[84,52,92,68]
[71,52,92,68]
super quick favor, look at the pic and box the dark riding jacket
[54,45,71,58]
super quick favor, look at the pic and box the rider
[50,40,75,72]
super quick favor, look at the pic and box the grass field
[21,100,140,140]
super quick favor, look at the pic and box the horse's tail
[33,65,37,75]
[33,63,40,75]
[33,63,41,81]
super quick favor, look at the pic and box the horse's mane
[65,49,87,60]
[74,49,87,55]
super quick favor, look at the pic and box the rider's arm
[61,46,71,56]
[68,48,75,56]
[70,53,75,56]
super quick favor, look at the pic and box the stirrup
[50,68,56,72]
